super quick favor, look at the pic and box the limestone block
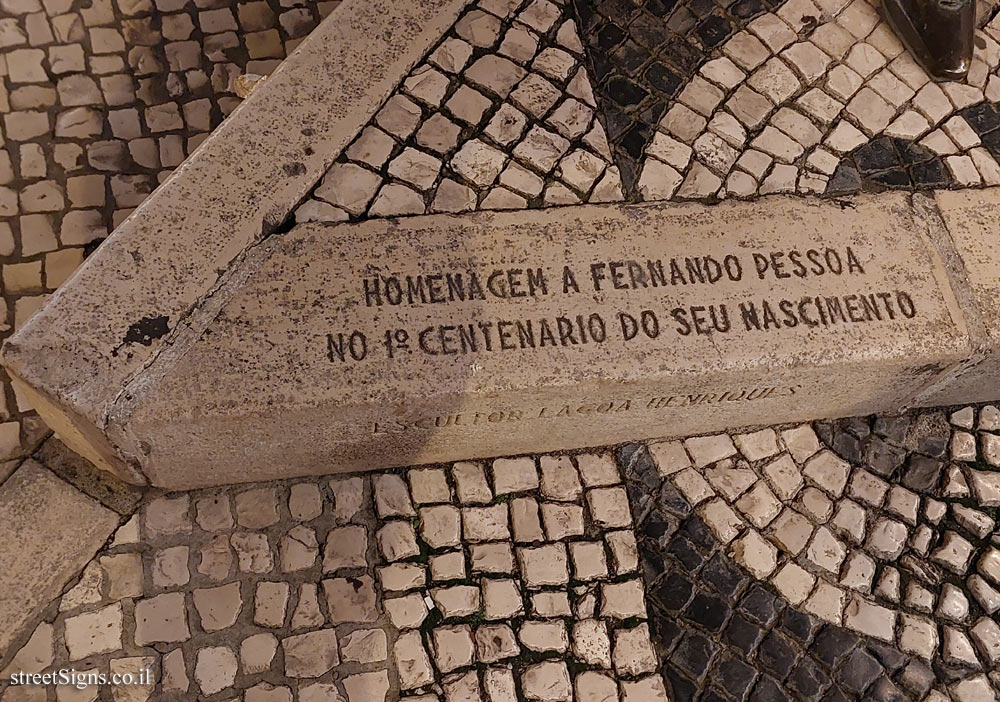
[0,0,473,484]
[3,192,992,489]
[918,188,1000,405]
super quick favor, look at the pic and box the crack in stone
[102,225,287,475]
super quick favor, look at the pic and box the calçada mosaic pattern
[3,0,1000,699]
[2,404,1000,701]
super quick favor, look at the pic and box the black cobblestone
[725,614,766,656]
[836,649,883,694]
[739,585,783,626]
[685,592,730,632]
[716,654,759,700]
[618,441,940,702]
[570,0,777,195]
[814,411,950,494]
[823,137,958,196]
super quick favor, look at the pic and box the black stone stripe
[825,101,1000,196]
[570,0,785,196]
[617,443,947,702]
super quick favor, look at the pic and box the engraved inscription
[370,385,804,435]
[325,246,918,366]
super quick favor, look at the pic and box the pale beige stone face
[281,629,340,678]
[0,461,118,653]
[14,193,979,489]
[192,582,242,632]
[0,0,474,484]
[64,604,124,660]
[921,187,1000,406]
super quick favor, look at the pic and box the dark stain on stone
[124,315,170,346]
[129,249,143,264]
[83,238,106,258]
[282,161,306,176]
[112,315,170,356]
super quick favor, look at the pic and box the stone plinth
[0,0,469,485]
[915,188,1000,407]
[6,192,993,489]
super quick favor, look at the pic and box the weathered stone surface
[13,194,982,489]
[0,461,118,652]
[281,629,339,678]
[134,592,190,645]
[64,603,123,660]
[0,0,473,483]
[920,188,1000,405]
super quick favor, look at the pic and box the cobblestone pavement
[3,0,1000,471]
[4,0,1000,699]
[294,0,1000,228]
[633,406,1000,702]
[575,0,1000,198]
[622,0,1000,199]
[292,0,625,222]
[1,405,998,701]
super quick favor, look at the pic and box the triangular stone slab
[0,0,470,483]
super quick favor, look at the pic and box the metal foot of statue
[884,0,976,81]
